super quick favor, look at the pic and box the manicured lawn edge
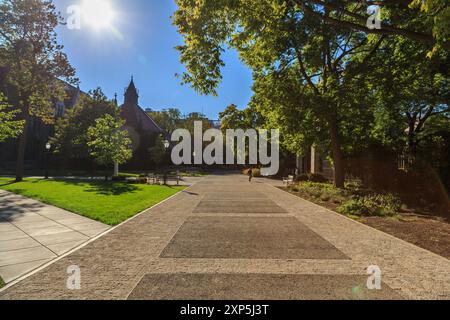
[0,178,186,226]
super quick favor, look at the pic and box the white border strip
[0,177,204,293]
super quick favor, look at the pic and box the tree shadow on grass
[56,179,140,196]
[0,179,18,188]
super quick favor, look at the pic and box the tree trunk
[113,162,119,177]
[15,115,29,182]
[407,122,417,155]
[330,119,345,188]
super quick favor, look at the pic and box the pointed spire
[124,76,138,105]
[113,93,118,106]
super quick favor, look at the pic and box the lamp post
[45,142,51,179]
[163,140,170,185]
[163,140,170,150]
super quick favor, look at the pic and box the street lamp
[162,140,170,185]
[45,142,51,179]
[163,140,170,150]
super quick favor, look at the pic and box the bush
[112,176,126,181]
[308,173,329,183]
[296,174,309,182]
[337,199,364,215]
[126,177,148,184]
[296,182,349,204]
[338,193,401,217]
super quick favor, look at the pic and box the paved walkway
[0,174,449,299]
[0,190,110,283]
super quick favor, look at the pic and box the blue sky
[53,0,253,119]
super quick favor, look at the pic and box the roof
[120,102,164,134]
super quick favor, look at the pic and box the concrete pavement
[0,190,110,283]
[0,174,449,300]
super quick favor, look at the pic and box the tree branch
[290,0,448,49]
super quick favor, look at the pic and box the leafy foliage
[174,0,449,190]
[148,135,167,166]
[219,104,264,131]
[290,181,401,216]
[0,0,77,180]
[87,114,132,170]
[338,194,402,217]
[0,93,23,141]
[147,108,183,133]
[52,88,119,160]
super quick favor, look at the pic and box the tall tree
[0,0,77,181]
[363,37,449,154]
[174,0,383,187]
[87,114,132,179]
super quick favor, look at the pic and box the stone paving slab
[47,241,86,255]
[160,216,349,260]
[202,192,266,201]
[0,259,53,284]
[194,200,288,214]
[32,231,89,246]
[0,247,56,267]
[128,273,402,300]
[0,190,110,283]
[0,230,28,241]
[0,238,41,253]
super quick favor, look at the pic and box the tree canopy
[0,0,77,181]
[173,0,449,187]
[52,88,119,160]
[87,114,133,171]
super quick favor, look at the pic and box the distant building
[120,77,163,143]
[0,80,84,170]
[118,78,164,169]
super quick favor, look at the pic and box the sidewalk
[0,190,110,283]
[0,174,449,299]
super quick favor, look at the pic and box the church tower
[119,77,163,137]
[124,76,139,105]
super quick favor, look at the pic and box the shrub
[296,182,349,204]
[296,174,309,182]
[126,177,148,184]
[337,199,365,216]
[308,173,328,183]
[112,176,126,181]
[338,193,401,217]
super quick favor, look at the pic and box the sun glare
[81,0,115,30]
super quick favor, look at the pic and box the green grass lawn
[0,276,5,288]
[0,178,185,226]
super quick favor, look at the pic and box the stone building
[119,77,164,151]
[0,81,83,170]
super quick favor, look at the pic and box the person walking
[248,168,253,182]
